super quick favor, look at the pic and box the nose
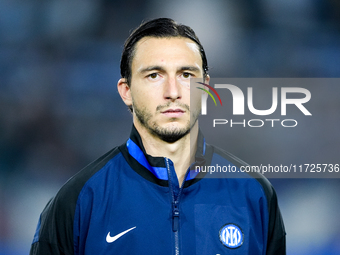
[163,77,182,101]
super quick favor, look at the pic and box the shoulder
[31,146,123,254]
[56,146,122,204]
[209,144,276,207]
[209,144,286,252]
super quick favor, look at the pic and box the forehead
[131,37,202,71]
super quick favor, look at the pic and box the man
[30,18,286,254]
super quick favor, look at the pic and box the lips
[162,109,185,113]
[161,108,185,117]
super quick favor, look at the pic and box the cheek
[189,93,202,113]
[191,88,204,103]
[132,91,156,110]
[133,83,158,97]
[131,87,147,102]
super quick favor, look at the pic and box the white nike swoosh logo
[106,226,136,243]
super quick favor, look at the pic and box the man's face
[128,37,206,143]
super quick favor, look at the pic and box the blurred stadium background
[0,0,340,254]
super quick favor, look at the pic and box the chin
[162,121,188,131]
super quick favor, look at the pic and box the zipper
[166,158,190,255]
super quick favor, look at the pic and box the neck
[134,120,199,185]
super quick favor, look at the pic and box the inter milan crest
[219,223,244,249]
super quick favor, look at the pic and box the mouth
[161,108,185,118]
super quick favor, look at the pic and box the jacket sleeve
[265,184,286,255]
[30,147,118,255]
[30,192,76,255]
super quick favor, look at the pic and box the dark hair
[120,18,209,86]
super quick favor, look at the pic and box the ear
[197,75,211,93]
[198,75,211,92]
[204,74,210,85]
[117,78,132,107]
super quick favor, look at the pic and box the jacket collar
[122,125,209,184]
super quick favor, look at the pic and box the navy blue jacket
[30,126,286,254]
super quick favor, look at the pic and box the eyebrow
[139,66,165,74]
[179,66,201,73]
[138,65,201,74]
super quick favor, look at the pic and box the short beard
[151,124,190,143]
[133,101,198,143]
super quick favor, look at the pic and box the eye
[182,72,192,79]
[148,73,159,79]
